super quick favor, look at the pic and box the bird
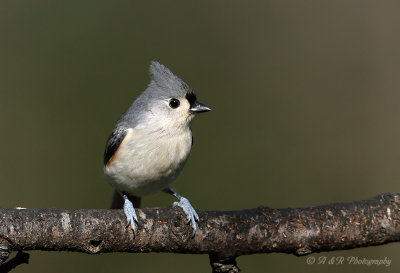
[103,61,211,236]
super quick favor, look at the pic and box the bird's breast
[104,127,192,195]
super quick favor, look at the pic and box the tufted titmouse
[103,61,210,235]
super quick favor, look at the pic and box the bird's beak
[189,101,211,113]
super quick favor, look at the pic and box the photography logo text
[306,256,391,267]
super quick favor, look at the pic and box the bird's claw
[173,197,199,236]
[123,198,138,233]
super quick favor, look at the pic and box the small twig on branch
[0,193,399,272]
[209,254,240,273]
[0,251,29,273]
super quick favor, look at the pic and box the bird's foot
[123,197,138,233]
[173,197,199,236]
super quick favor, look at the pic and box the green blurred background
[1,1,399,272]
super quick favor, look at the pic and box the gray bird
[103,61,211,235]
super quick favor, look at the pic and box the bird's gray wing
[104,127,129,166]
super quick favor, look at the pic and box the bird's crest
[149,61,191,98]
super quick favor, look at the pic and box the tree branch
[0,193,399,272]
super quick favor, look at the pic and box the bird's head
[136,61,211,130]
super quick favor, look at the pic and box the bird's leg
[163,187,199,236]
[121,192,138,233]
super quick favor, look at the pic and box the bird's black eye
[169,98,180,109]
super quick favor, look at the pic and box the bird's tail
[110,190,142,209]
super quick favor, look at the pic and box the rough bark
[0,193,399,271]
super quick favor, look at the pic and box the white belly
[104,127,192,196]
